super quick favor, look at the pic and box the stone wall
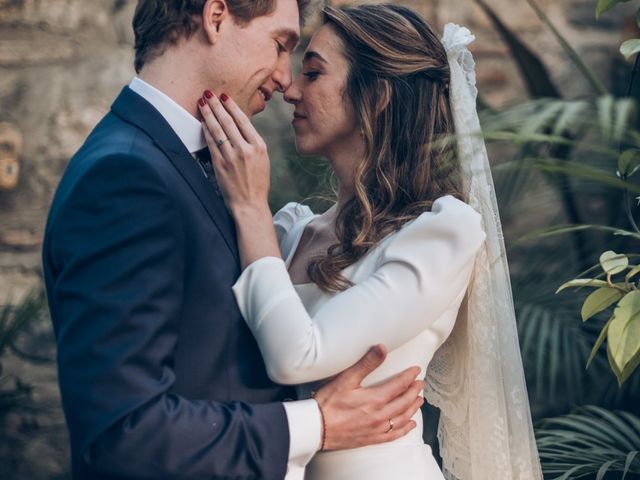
[0,0,635,302]
[0,0,138,301]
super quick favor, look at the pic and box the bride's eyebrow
[303,51,328,64]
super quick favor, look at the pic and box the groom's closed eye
[274,28,300,53]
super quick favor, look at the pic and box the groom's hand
[313,345,424,451]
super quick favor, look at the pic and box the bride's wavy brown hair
[308,4,464,293]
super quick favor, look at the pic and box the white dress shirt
[128,77,322,479]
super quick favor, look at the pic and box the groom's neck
[138,46,222,119]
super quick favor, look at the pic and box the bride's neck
[327,148,362,213]
[336,185,354,212]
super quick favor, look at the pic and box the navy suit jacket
[42,87,292,479]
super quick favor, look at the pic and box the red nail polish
[198,98,206,107]
[204,90,214,99]
[220,93,229,102]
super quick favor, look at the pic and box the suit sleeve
[232,196,486,385]
[45,153,289,479]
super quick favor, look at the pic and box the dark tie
[195,148,221,197]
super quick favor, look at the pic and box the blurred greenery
[536,406,640,479]
[0,288,45,419]
[469,0,640,476]
[0,287,63,479]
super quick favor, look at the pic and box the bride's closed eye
[303,71,320,81]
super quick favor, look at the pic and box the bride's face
[284,25,361,158]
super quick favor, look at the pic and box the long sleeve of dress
[232,196,486,385]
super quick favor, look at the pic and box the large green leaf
[618,149,640,179]
[582,287,624,321]
[619,351,640,387]
[621,39,640,60]
[600,250,630,275]
[588,316,614,368]
[608,290,640,384]
[596,0,627,19]
[557,278,609,293]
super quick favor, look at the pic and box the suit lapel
[110,87,239,262]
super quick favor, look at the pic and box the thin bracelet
[311,391,327,451]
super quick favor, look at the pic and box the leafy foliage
[558,250,640,385]
[536,406,640,479]
[474,0,640,474]
[596,0,640,61]
[0,288,46,419]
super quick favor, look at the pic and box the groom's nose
[284,76,302,105]
[272,55,293,93]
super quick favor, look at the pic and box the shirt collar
[129,77,207,154]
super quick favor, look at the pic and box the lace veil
[423,24,543,480]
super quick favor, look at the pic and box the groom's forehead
[257,0,301,39]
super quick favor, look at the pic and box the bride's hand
[198,91,280,269]
[198,91,270,218]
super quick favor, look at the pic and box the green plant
[0,287,47,419]
[536,405,640,479]
[473,0,640,400]
[486,1,640,388]
[597,0,640,61]
[557,249,640,386]
[482,94,640,386]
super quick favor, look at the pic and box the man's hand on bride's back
[313,345,424,451]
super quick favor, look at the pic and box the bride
[198,4,542,479]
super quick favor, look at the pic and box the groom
[42,1,424,479]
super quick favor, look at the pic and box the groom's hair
[133,0,314,73]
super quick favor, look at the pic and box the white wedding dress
[232,195,486,479]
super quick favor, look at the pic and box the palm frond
[0,287,46,356]
[524,0,608,95]
[536,406,640,479]
[471,0,561,98]
[510,242,640,414]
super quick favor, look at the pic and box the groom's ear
[202,0,229,45]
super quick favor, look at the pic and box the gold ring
[216,138,228,147]
[385,418,394,433]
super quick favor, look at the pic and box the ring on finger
[216,137,228,147]
[384,418,394,433]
